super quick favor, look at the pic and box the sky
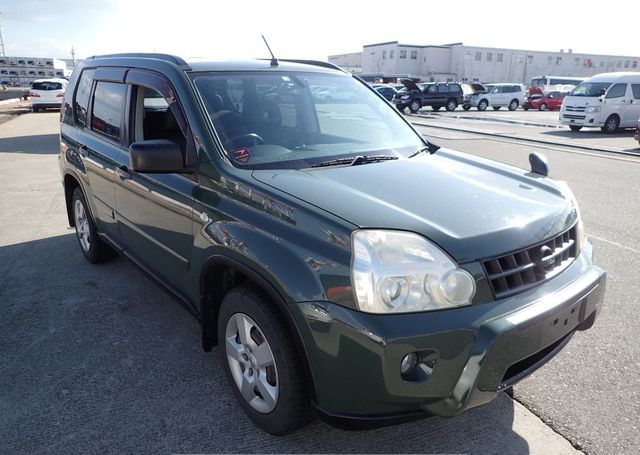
[1,0,639,61]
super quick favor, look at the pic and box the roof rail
[86,53,190,69]
[278,59,348,73]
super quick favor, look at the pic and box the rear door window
[91,81,126,143]
[631,84,640,99]
[74,69,95,128]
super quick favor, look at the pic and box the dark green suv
[59,53,605,435]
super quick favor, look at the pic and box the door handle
[79,145,89,157]
[116,166,132,180]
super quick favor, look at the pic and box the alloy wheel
[74,199,91,252]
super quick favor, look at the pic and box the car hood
[252,149,578,263]
[399,79,421,92]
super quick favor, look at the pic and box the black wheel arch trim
[199,253,318,401]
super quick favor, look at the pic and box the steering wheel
[225,133,264,149]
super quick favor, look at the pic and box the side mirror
[129,139,186,173]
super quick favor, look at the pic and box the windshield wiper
[311,155,398,168]
[408,141,440,158]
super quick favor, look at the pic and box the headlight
[557,182,585,254]
[585,106,601,113]
[351,230,476,314]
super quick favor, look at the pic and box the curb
[408,116,640,157]
[413,112,561,129]
[0,97,23,106]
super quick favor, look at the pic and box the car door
[603,83,628,125]
[62,68,125,240]
[624,84,640,127]
[113,70,197,296]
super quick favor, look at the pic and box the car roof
[585,72,640,83]
[86,53,347,75]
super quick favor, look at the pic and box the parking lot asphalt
[0,112,582,454]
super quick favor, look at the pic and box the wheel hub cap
[225,313,279,413]
[74,199,91,252]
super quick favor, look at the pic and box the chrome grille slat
[482,226,578,299]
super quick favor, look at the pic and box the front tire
[218,286,310,435]
[538,103,547,111]
[601,115,620,133]
[446,99,457,111]
[71,187,115,263]
[477,99,488,111]
[409,99,421,114]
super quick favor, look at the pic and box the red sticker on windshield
[233,148,251,163]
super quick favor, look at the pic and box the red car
[523,91,568,111]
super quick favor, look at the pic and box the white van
[559,72,640,133]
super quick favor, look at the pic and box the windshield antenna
[262,35,279,67]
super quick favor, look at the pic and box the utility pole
[71,46,76,64]
[0,12,6,58]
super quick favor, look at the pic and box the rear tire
[508,99,519,111]
[71,187,116,263]
[218,286,310,435]
[569,125,582,132]
[538,103,547,111]
[477,99,488,111]
[601,115,620,133]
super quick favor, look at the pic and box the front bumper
[560,112,602,127]
[289,241,605,424]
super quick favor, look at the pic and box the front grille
[565,105,586,112]
[482,225,578,299]
[563,114,586,120]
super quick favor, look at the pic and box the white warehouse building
[329,41,640,84]
[0,56,71,87]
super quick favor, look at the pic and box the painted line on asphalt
[589,235,640,255]
[415,125,640,164]
[410,117,640,158]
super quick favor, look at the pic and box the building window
[556,56,562,65]
[547,56,553,64]
[617,60,622,68]
[486,52,492,62]
[575,57,580,66]
[475,52,482,61]
[497,53,503,62]
[400,50,406,59]
[410,50,418,60]
[527,55,533,63]
[370,52,375,56]
[389,50,394,59]
[625,60,630,68]
[382,50,387,59]
[600,61,605,67]
[633,61,638,69]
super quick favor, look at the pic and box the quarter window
[605,83,627,99]
[91,81,126,142]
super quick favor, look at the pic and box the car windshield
[570,82,611,97]
[191,71,426,169]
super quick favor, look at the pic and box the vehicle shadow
[1,234,530,455]
[0,132,59,154]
